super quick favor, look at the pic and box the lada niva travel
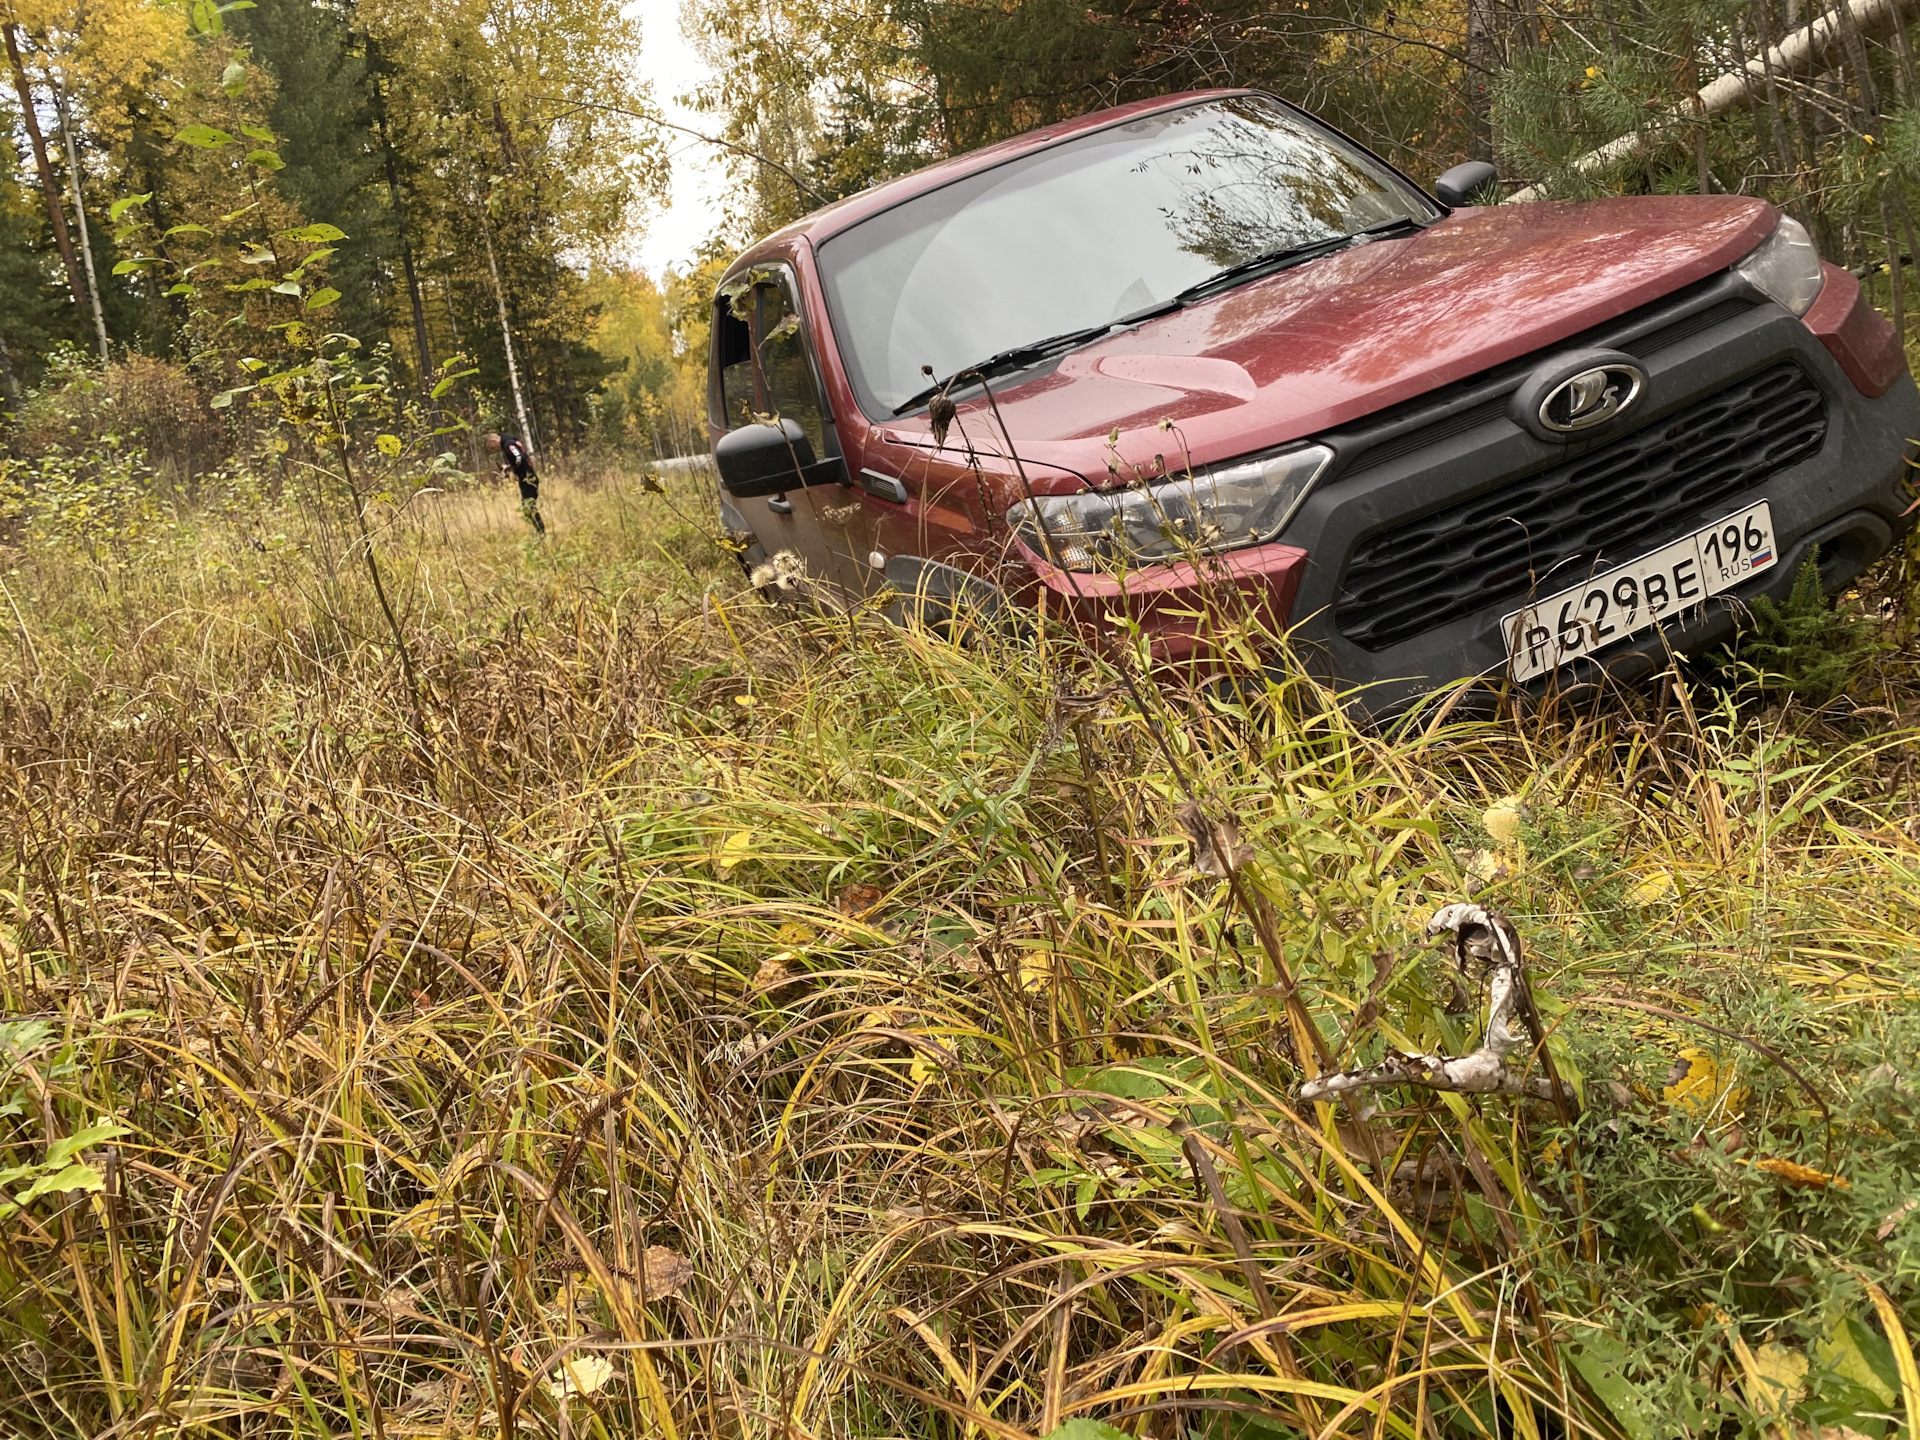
[705,88,1917,711]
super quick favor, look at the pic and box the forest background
[4,0,1920,483]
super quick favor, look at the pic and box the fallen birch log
[1507,0,1920,202]
[1300,903,1563,1103]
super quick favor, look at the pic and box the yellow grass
[0,465,1912,1438]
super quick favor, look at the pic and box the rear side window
[709,268,832,457]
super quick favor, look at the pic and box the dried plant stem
[322,364,432,759]
[1301,904,1559,1102]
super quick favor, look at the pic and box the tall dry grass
[0,466,1914,1439]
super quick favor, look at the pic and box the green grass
[0,462,1914,1439]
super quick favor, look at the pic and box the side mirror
[1434,160,1499,208]
[713,419,845,498]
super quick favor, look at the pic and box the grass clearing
[0,464,1915,1438]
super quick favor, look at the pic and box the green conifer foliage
[1732,551,1880,702]
[0,133,77,396]
[229,0,391,353]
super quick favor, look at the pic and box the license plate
[1503,501,1778,682]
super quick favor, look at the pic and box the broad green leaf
[164,283,195,297]
[305,287,341,310]
[174,124,232,149]
[111,258,150,275]
[240,122,275,142]
[14,1162,104,1207]
[240,248,276,265]
[430,368,477,398]
[302,247,337,265]
[220,59,248,95]
[1042,1423,1132,1440]
[1084,1058,1176,1100]
[244,149,284,172]
[164,223,213,238]
[1566,1336,1664,1440]
[44,1122,130,1170]
[1814,1315,1899,1407]
[279,223,347,243]
[210,386,254,409]
[270,280,302,296]
[109,193,152,223]
[188,0,221,32]
[0,1022,51,1054]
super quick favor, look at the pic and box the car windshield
[815,95,1436,415]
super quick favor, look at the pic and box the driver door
[713,271,867,602]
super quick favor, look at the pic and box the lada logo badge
[1539,362,1645,432]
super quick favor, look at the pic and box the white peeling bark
[1300,903,1558,1103]
[51,75,108,363]
[1507,0,1920,202]
[479,203,536,457]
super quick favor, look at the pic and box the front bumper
[1272,272,1918,715]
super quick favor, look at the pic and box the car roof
[722,87,1253,276]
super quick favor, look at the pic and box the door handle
[860,469,910,504]
[767,495,794,514]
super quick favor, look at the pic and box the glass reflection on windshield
[816,96,1434,414]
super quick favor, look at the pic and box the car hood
[872,195,1777,488]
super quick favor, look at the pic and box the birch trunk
[1509,0,1920,200]
[53,79,110,362]
[479,206,535,455]
[3,24,88,316]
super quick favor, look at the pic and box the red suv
[707,89,1916,711]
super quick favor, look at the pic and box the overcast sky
[629,0,731,278]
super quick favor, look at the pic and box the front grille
[1335,362,1828,650]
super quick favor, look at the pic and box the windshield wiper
[893,321,1118,414]
[1171,214,1431,305]
[889,216,1430,415]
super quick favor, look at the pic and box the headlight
[1733,215,1824,317]
[1007,443,1333,571]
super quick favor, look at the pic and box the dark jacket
[498,436,535,479]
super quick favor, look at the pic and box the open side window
[714,302,756,430]
[754,275,831,459]
[710,267,836,460]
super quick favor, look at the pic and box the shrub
[9,349,222,494]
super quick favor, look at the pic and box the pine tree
[229,0,391,355]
